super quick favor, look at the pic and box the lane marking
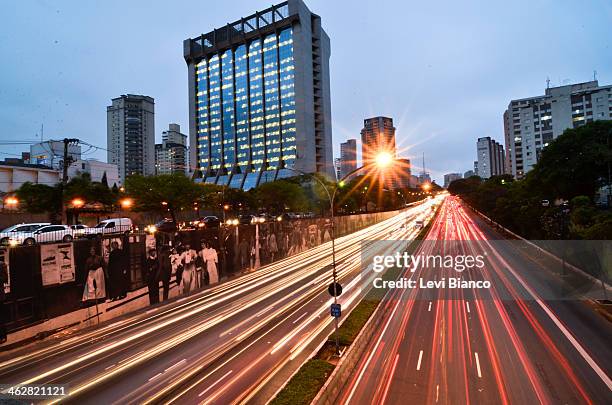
[475,352,482,378]
[165,359,186,373]
[416,350,423,370]
[465,301,470,313]
[198,369,233,397]
[436,384,439,402]
[104,364,115,371]
[292,312,309,324]
[428,302,432,312]
[148,372,163,382]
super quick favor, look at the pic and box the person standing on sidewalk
[145,249,160,305]
[82,246,106,302]
[181,243,197,294]
[0,260,8,343]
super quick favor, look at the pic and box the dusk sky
[1,0,611,184]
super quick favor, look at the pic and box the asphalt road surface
[0,197,441,404]
[337,196,612,405]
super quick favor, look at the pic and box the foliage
[124,173,203,222]
[249,179,309,213]
[16,182,62,214]
[448,121,612,240]
[269,360,334,405]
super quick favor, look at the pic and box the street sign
[328,282,343,297]
[330,303,341,318]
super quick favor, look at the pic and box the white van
[83,218,133,238]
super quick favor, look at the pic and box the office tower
[504,80,612,178]
[360,116,396,166]
[339,139,357,178]
[155,124,189,175]
[30,140,81,170]
[464,169,475,178]
[107,94,155,183]
[334,157,341,180]
[477,136,505,179]
[444,173,462,188]
[184,0,333,189]
[394,158,412,188]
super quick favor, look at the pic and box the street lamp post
[279,151,394,355]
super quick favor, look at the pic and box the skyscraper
[360,116,396,166]
[339,139,357,179]
[476,136,505,179]
[503,80,612,178]
[443,173,462,188]
[184,0,333,189]
[107,94,155,183]
[155,124,188,175]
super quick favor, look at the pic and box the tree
[250,180,308,213]
[16,182,62,215]
[124,173,204,222]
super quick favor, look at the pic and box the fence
[0,209,404,335]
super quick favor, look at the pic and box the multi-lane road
[337,196,612,404]
[0,198,440,404]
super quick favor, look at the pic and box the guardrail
[461,200,612,293]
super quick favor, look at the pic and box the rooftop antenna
[41,123,44,142]
[422,152,426,176]
[594,70,598,81]
[546,77,550,89]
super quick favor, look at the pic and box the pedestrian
[181,243,197,294]
[159,246,172,301]
[82,246,106,302]
[145,249,160,305]
[107,241,127,300]
[268,232,278,262]
[170,247,182,292]
[198,240,210,287]
[202,241,219,284]
[0,259,8,343]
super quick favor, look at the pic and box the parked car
[10,225,74,246]
[69,224,89,237]
[239,214,264,225]
[155,218,178,233]
[83,218,133,238]
[203,216,221,228]
[0,223,50,245]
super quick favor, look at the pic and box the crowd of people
[145,239,219,305]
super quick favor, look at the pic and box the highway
[337,196,612,404]
[0,198,440,404]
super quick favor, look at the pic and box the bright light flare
[71,198,85,208]
[375,152,393,168]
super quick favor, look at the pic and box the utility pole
[61,138,80,224]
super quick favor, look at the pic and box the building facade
[443,173,462,188]
[360,116,396,166]
[477,136,505,179]
[155,124,189,175]
[184,0,333,189]
[0,162,60,193]
[67,159,119,187]
[29,140,81,170]
[504,80,612,178]
[107,94,155,184]
[339,139,357,178]
[394,158,412,188]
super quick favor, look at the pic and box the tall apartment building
[443,173,462,188]
[334,157,341,180]
[339,139,357,178]
[107,94,155,183]
[184,0,333,189]
[477,136,505,179]
[360,116,396,166]
[155,124,188,175]
[394,158,412,188]
[504,80,612,178]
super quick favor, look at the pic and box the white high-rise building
[155,124,188,175]
[477,137,505,179]
[504,80,612,179]
[107,94,155,184]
